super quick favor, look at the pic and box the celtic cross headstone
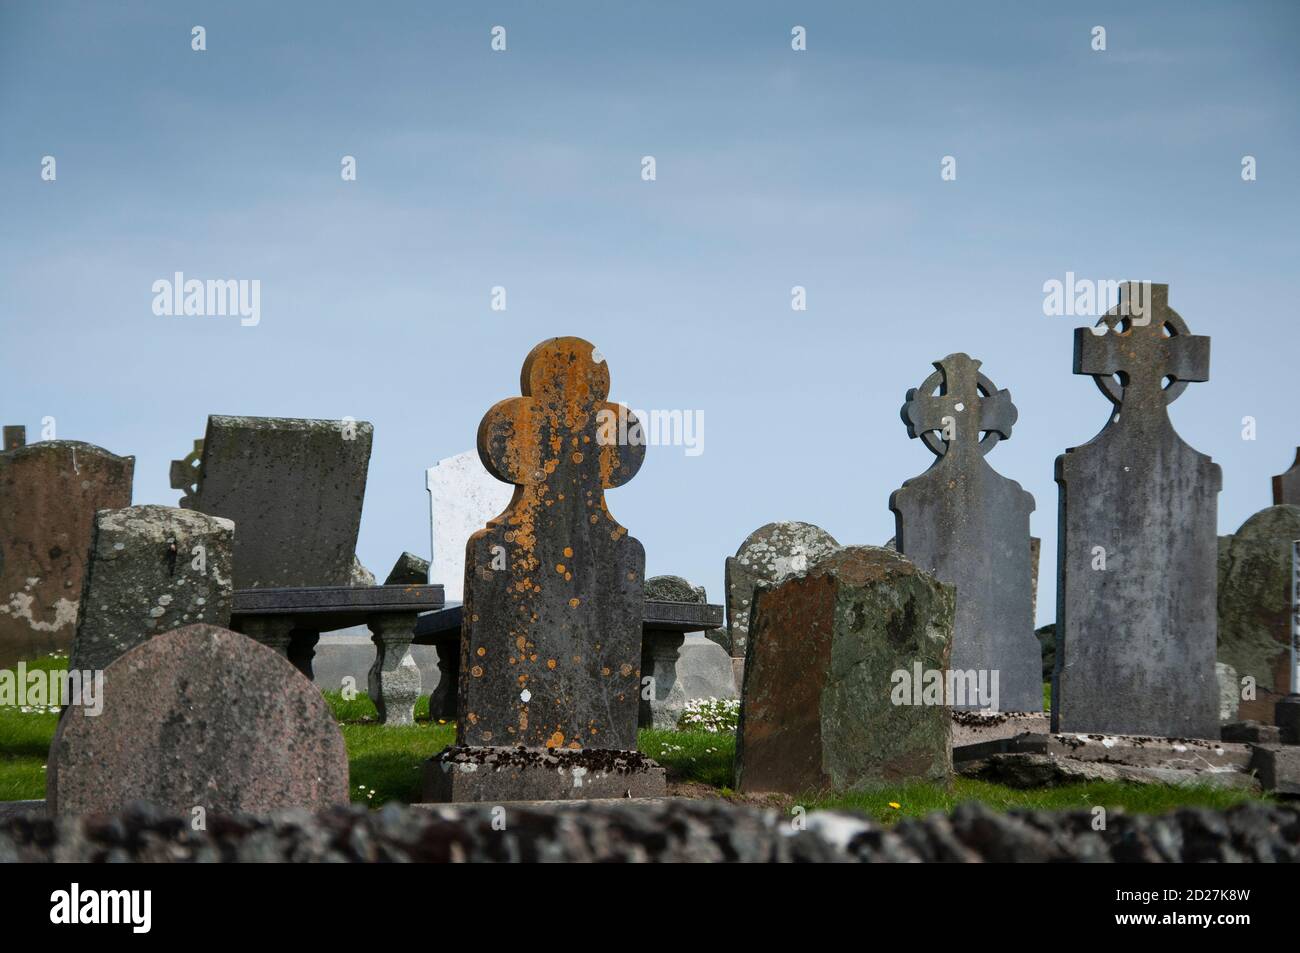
[1054,282,1221,737]
[889,353,1040,711]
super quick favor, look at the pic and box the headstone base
[423,746,666,802]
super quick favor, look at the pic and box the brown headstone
[49,624,349,816]
[0,441,134,667]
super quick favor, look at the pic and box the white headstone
[426,450,512,603]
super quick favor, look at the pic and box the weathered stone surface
[638,575,706,728]
[736,545,954,795]
[725,521,840,660]
[68,505,233,674]
[1250,745,1300,795]
[177,415,371,589]
[890,353,1040,712]
[1216,505,1300,721]
[1217,661,1240,722]
[367,614,421,726]
[1035,624,1055,681]
[1054,283,1221,738]
[5,799,1299,863]
[385,551,430,585]
[457,337,646,756]
[423,747,666,802]
[676,634,739,702]
[350,556,376,587]
[1220,720,1282,744]
[961,752,1257,791]
[0,441,134,666]
[49,624,349,815]
[1272,448,1300,505]
[426,450,512,603]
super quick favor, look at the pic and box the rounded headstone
[50,624,349,816]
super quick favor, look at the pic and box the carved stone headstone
[172,415,371,589]
[1272,449,1300,506]
[50,624,349,815]
[0,441,134,666]
[1054,283,1221,737]
[889,353,1040,712]
[735,546,954,795]
[1216,505,1300,722]
[426,450,512,603]
[68,504,235,673]
[425,337,665,801]
[725,521,840,659]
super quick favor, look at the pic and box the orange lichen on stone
[548,731,565,748]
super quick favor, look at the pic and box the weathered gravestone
[427,450,513,603]
[725,521,841,661]
[386,551,430,585]
[889,353,1040,712]
[1054,283,1221,738]
[425,337,665,800]
[1217,505,1300,722]
[1272,449,1300,506]
[172,414,371,589]
[0,440,134,667]
[735,546,954,795]
[50,624,349,815]
[68,505,235,673]
[639,575,701,729]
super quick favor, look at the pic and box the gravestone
[725,521,841,659]
[0,441,134,667]
[2,426,24,451]
[1272,449,1300,506]
[1054,283,1221,738]
[386,551,430,585]
[735,546,954,795]
[1217,505,1300,721]
[173,415,371,589]
[426,450,513,603]
[425,337,665,800]
[889,353,1040,712]
[68,504,235,673]
[50,624,349,815]
[639,575,701,729]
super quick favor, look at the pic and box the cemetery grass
[0,654,62,801]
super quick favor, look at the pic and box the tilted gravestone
[1217,505,1300,722]
[426,450,513,603]
[889,353,1040,712]
[50,624,349,815]
[0,440,134,667]
[173,415,371,589]
[1272,450,1300,506]
[735,546,954,795]
[725,521,840,660]
[1054,283,1221,738]
[425,337,665,800]
[68,504,235,673]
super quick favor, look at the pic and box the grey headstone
[385,551,430,585]
[736,545,954,795]
[1216,505,1300,722]
[725,521,840,659]
[50,624,349,815]
[0,441,134,666]
[1054,283,1221,738]
[69,504,234,673]
[889,353,1041,712]
[426,450,512,603]
[177,415,371,589]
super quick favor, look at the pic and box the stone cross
[1054,282,1221,737]
[458,336,647,752]
[889,353,1040,712]
[1272,449,1300,506]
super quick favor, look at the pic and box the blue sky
[1,1,1297,624]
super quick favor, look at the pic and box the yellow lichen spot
[619,663,633,677]
[572,655,581,663]
[567,740,581,749]
[590,514,598,524]
[471,665,484,678]
[529,653,538,662]
[569,597,581,608]
[601,666,611,676]
[467,712,478,724]
[563,546,573,558]
[571,451,583,464]
[476,646,486,657]
[471,613,480,623]
[626,572,636,581]
[548,731,565,748]
[555,563,566,574]
[516,636,526,652]
[518,674,529,684]
[482,730,493,741]
[547,658,557,670]
[564,572,572,581]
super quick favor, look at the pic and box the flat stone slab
[951,711,1049,750]
[961,752,1259,791]
[423,746,667,802]
[1251,745,1300,795]
[50,624,350,816]
[233,584,444,630]
[0,800,43,821]
[411,599,721,642]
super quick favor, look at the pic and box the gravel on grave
[2,798,1299,863]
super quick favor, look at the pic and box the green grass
[0,658,1275,823]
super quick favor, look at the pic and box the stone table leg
[428,632,460,721]
[639,630,687,729]
[237,616,296,661]
[289,629,321,682]
[368,613,420,726]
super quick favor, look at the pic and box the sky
[1,1,1297,626]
